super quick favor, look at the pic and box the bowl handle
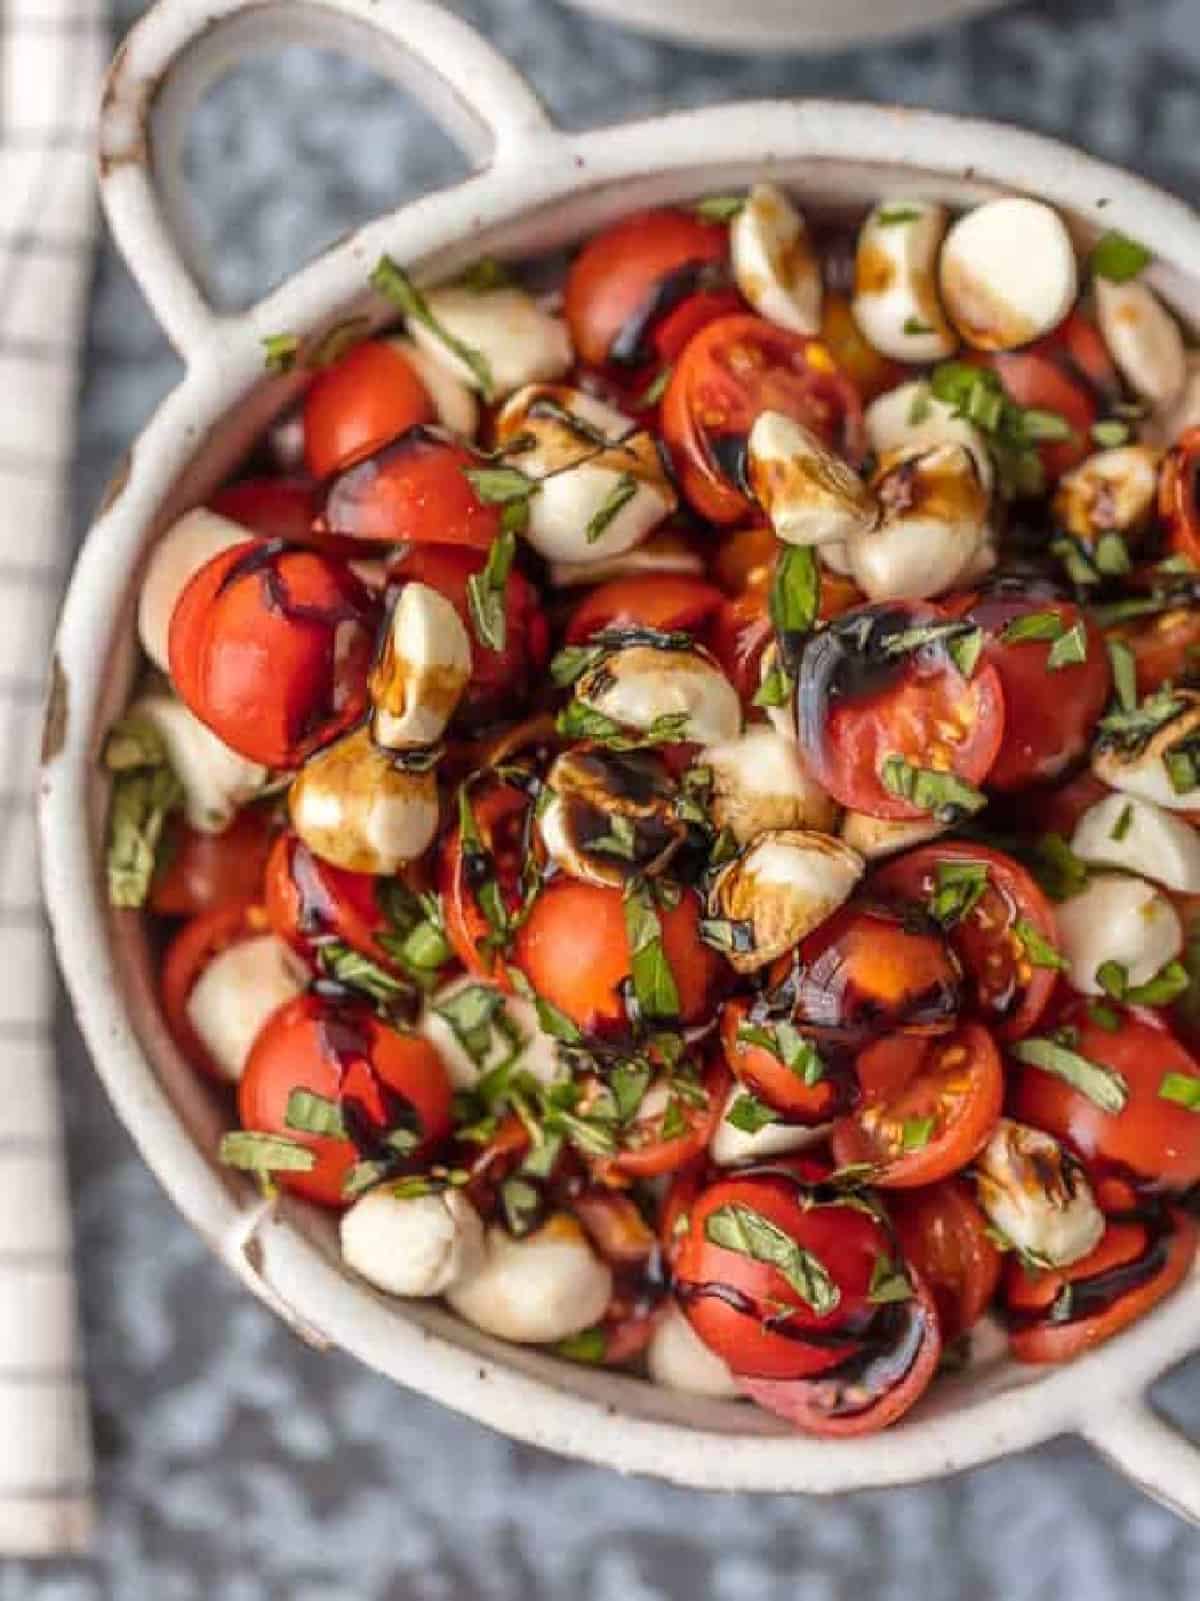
[1082,1398,1200,1526]
[98,0,554,357]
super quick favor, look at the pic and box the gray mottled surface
[24,0,1200,1592]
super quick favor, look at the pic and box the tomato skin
[564,575,724,646]
[606,1056,731,1179]
[797,602,1006,820]
[564,209,730,368]
[168,542,378,769]
[891,1180,1001,1341]
[720,997,843,1123]
[264,833,395,969]
[659,1162,707,1268]
[1159,427,1200,566]
[388,544,549,724]
[960,590,1110,792]
[320,431,503,550]
[1010,999,1200,1191]
[707,585,774,703]
[737,1268,942,1436]
[237,993,452,1208]
[662,315,865,525]
[675,1169,897,1381]
[819,290,908,404]
[149,809,277,919]
[210,478,319,544]
[511,881,724,1035]
[873,841,1060,1041]
[1111,605,1200,696]
[161,899,270,1080]
[830,1022,1004,1188]
[438,780,534,988]
[1004,1208,1197,1364]
[303,340,434,480]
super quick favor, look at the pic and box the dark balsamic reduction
[290,839,336,937]
[608,259,730,366]
[1006,1207,1176,1333]
[321,424,446,534]
[705,431,750,494]
[215,537,369,629]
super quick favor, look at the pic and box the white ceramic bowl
[41,0,1200,1515]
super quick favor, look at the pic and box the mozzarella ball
[865,379,994,491]
[647,1303,741,1398]
[1091,690,1200,811]
[446,1215,613,1344]
[370,582,471,750]
[407,285,572,399]
[1095,277,1186,406]
[939,198,1078,351]
[289,725,438,875]
[419,974,565,1092]
[386,335,479,439]
[1054,872,1183,996]
[126,690,269,833]
[495,385,675,564]
[703,727,838,845]
[730,183,822,336]
[974,1119,1105,1269]
[847,442,990,602]
[1051,445,1161,543]
[745,411,877,548]
[1072,792,1200,894]
[708,829,864,974]
[852,199,958,362]
[709,1084,830,1168]
[574,644,742,746]
[539,746,685,888]
[340,1185,485,1298]
[1144,349,1200,447]
[839,809,947,860]
[548,529,704,588]
[138,508,253,672]
[185,933,307,1082]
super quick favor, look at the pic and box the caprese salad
[102,182,1200,1433]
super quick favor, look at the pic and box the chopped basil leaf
[879,756,987,822]
[500,1176,543,1236]
[1110,802,1134,842]
[903,316,933,335]
[465,529,516,653]
[556,701,690,749]
[694,195,745,221]
[660,1098,688,1141]
[553,1326,608,1364]
[753,664,794,708]
[307,316,372,369]
[1046,620,1088,671]
[435,983,509,1064]
[1090,230,1152,283]
[928,859,989,928]
[376,882,451,988]
[623,880,681,1021]
[947,626,984,679]
[342,1161,390,1200]
[610,1059,653,1123]
[1029,832,1090,902]
[1094,531,1131,577]
[704,1201,841,1316]
[371,254,495,398]
[103,757,183,910]
[900,1117,935,1151]
[285,1089,347,1139]
[550,643,604,687]
[262,332,301,373]
[1087,1001,1122,1032]
[457,257,512,293]
[699,916,756,955]
[769,545,820,674]
[1014,917,1068,971]
[1158,1072,1200,1111]
[585,472,638,544]
[999,610,1066,646]
[1107,639,1138,714]
[317,941,418,1022]
[726,1093,779,1134]
[534,995,584,1043]
[736,1021,824,1084]
[1091,418,1130,448]
[1096,686,1186,753]
[1164,731,1200,796]
[1022,408,1074,443]
[1011,1034,1129,1113]
[1100,958,1190,1007]
[218,1131,316,1177]
[462,464,539,543]
[638,365,672,407]
[907,387,933,425]
[867,1253,913,1305]
[875,205,922,225]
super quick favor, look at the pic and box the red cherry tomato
[891,1179,1001,1341]
[564,575,724,646]
[659,1162,707,1269]
[303,340,434,480]
[873,842,1060,1041]
[511,881,724,1035]
[161,899,269,1080]
[605,1055,731,1179]
[1158,427,1200,566]
[674,1166,906,1382]
[830,1022,1004,1188]
[439,779,535,987]
[564,209,730,368]
[168,542,378,769]
[1010,999,1200,1191]
[796,602,1005,820]
[388,544,549,725]
[819,290,908,404]
[237,993,452,1208]
[975,310,1118,483]
[707,584,775,702]
[661,315,865,524]
[1004,1207,1197,1363]
[737,1268,942,1436]
[1111,604,1200,696]
[320,431,504,550]
[210,478,319,543]
[719,997,846,1123]
[955,588,1110,791]
[265,833,398,970]
[149,809,277,919]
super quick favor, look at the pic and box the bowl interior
[66,143,1200,1485]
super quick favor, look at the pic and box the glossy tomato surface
[161,899,268,1080]
[891,1179,1001,1341]
[210,478,319,544]
[265,833,396,969]
[303,340,434,480]
[321,431,503,550]
[1159,427,1200,566]
[150,808,277,920]
[564,575,723,646]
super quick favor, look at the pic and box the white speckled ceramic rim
[41,0,1200,1514]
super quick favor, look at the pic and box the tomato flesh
[891,1179,1001,1341]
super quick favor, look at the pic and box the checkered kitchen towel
[0,0,104,1556]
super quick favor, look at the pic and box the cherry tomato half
[320,430,503,550]
[439,779,535,987]
[719,997,845,1123]
[168,542,378,769]
[873,842,1060,1041]
[564,208,730,369]
[237,993,452,1207]
[564,575,724,646]
[1111,604,1200,696]
[796,602,1005,820]
[1010,998,1200,1191]
[891,1179,1001,1342]
[149,808,278,920]
[161,899,268,1080]
[511,880,724,1036]
[1159,426,1200,567]
[303,339,434,480]
[265,833,398,971]
[604,1055,731,1180]
[1004,1206,1197,1363]
[210,478,319,544]
[831,1021,1003,1188]
[662,315,865,525]
[707,583,774,703]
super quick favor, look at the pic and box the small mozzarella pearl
[709,1085,830,1167]
[446,1215,613,1344]
[1095,277,1186,406]
[340,1186,486,1298]
[852,199,958,363]
[126,691,268,834]
[974,1119,1104,1269]
[1054,872,1183,996]
[185,933,307,1082]
[1071,793,1200,894]
[407,286,572,399]
[731,184,822,336]
[939,198,1078,351]
[138,508,252,672]
[647,1304,741,1398]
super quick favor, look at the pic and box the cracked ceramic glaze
[28,0,1200,1591]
